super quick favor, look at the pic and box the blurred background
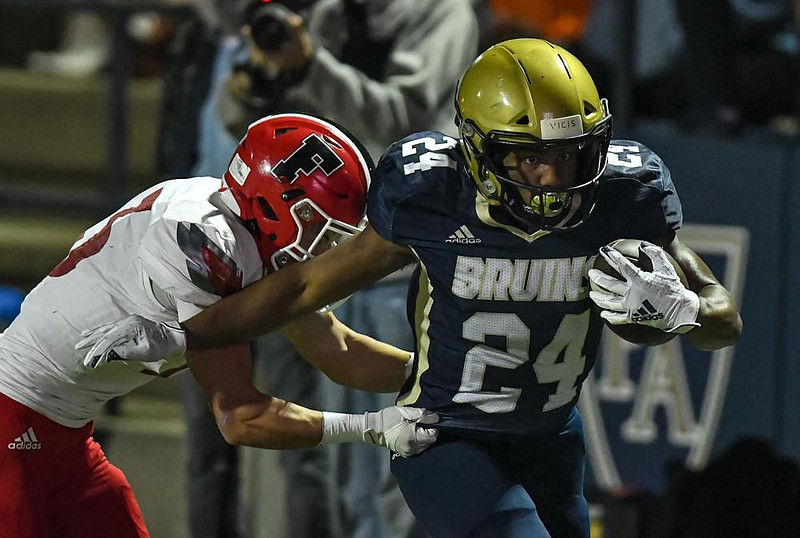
[0,0,799,536]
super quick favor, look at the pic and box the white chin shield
[269,198,366,271]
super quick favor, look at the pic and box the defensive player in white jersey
[0,114,436,538]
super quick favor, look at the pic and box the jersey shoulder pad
[368,131,461,240]
[139,200,262,309]
[604,139,671,188]
[600,139,683,232]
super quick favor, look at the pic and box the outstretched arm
[76,228,415,387]
[189,343,323,449]
[76,309,412,392]
[183,225,415,348]
[282,312,412,394]
[188,343,436,455]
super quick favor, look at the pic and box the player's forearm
[330,334,410,393]
[283,313,410,393]
[309,332,410,393]
[214,395,324,449]
[184,228,412,349]
[687,284,743,350]
[212,393,438,459]
[669,239,742,350]
[189,345,324,448]
[184,261,321,349]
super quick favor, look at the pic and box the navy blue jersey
[368,131,682,439]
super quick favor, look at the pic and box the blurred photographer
[157,1,478,537]
[218,0,477,158]
[226,1,315,105]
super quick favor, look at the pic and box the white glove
[588,242,700,334]
[76,315,187,368]
[320,406,438,457]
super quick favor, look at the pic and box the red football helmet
[221,113,372,271]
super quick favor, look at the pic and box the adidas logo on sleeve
[8,427,42,450]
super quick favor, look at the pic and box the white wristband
[320,411,365,445]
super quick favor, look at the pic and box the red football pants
[0,391,149,538]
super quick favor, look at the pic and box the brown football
[590,239,688,346]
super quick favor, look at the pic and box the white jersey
[0,177,264,427]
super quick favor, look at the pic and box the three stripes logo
[631,299,664,323]
[8,427,42,450]
[445,225,481,244]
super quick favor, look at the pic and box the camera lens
[250,5,292,52]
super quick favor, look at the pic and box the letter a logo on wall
[272,134,344,183]
[579,224,749,492]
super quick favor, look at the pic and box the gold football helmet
[455,38,612,231]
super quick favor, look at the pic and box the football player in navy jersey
[86,39,742,537]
